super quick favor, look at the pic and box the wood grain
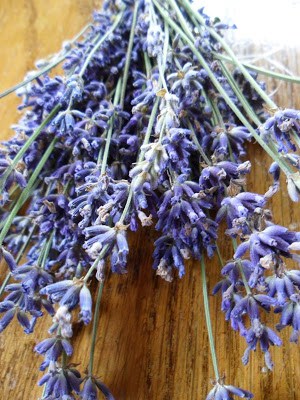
[0,2,300,399]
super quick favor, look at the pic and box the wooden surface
[0,2,300,399]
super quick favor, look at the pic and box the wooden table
[0,2,300,399]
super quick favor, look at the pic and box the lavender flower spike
[206,382,253,399]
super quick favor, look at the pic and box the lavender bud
[79,285,92,325]
[287,173,300,202]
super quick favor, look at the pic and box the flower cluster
[1,0,300,399]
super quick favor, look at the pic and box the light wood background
[0,1,300,399]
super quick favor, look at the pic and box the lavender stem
[0,105,60,193]
[101,78,122,175]
[88,280,105,376]
[0,23,92,100]
[200,257,220,381]
[215,53,300,84]
[119,1,139,109]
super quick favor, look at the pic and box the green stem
[0,23,92,99]
[16,226,36,264]
[79,11,124,78]
[157,20,170,92]
[88,280,105,375]
[118,191,133,225]
[205,92,226,130]
[218,60,261,125]
[41,231,55,269]
[215,53,300,84]
[0,56,65,100]
[97,147,104,166]
[200,257,220,381]
[215,243,224,267]
[36,239,50,266]
[0,139,57,247]
[144,53,152,77]
[140,98,160,162]
[41,385,47,399]
[186,120,211,165]
[119,1,139,108]
[201,91,219,127]
[100,78,122,175]
[62,350,68,368]
[153,0,292,177]
[0,273,11,299]
[0,105,60,192]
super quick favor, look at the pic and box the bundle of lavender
[1,0,300,398]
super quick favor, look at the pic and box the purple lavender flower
[131,71,158,113]
[242,318,282,370]
[79,284,93,325]
[233,224,300,266]
[221,259,253,285]
[286,173,300,202]
[38,365,81,399]
[35,336,73,370]
[153,235,189,279]
[0,157,27,204]
[49,305,73,338]
[0,306,15,332]
[276,293,300,342]
[0,301,36,334]
[261,108,300,153]
[80,376,115,400]
[167,62,206,95]
[216,191,266,229]
[83,222,129,274]
[204,125,251,162]
[12,263,53,294]
[2,0,300,398]
[145,23,164,58]
[40,280,76,304]
[0,247,16,271]
[61,74,84,105]
[41,280,93,325]
[206,382,253,399]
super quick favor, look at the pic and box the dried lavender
[1,1,300,399]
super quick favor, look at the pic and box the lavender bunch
[1,0,300,398]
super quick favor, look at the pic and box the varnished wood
[0,2,300,399]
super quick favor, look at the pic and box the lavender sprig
[1,0,300,398]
